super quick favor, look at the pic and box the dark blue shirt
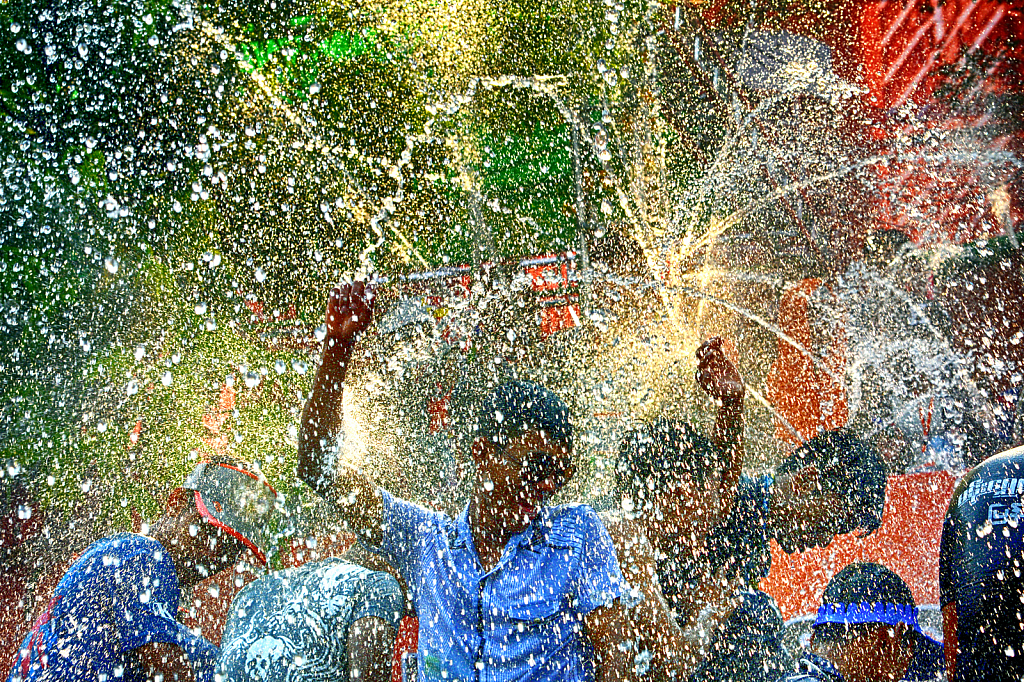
[373,490,624,682]
[686,590,792,682]
[940,447,1024,681]
[7,533,218,682]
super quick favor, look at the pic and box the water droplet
[274,359,287,374]
[255,266,267,283]
[77,43,88,59]
[10,23,20,33]
[161,371,173,387]
[205,318,218,331]
[314,324,327,342]
[104,257,119,274]
[16,504,31,520]
[195,302,207,315]
[126,379,139,396]
[244,372,260,389]
[291,360,307,375]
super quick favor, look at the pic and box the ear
[793,465,821,495]
[165,488,191,516]
[471,436,492,465]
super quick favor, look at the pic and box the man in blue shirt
[297,281,635,682]
[7,459,280,682]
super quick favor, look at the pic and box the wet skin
[155,490,245,588]
[771,467,859,554]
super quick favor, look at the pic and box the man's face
[775,467,860,554]
[852,624,915,682]
[776,490,857,553]
[645,472,725,546]
[475,429,574,534]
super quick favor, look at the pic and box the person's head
[155,458,279,587]
[811,562,921,682]
[470,381,575,532]
[773,428,887,553]
[614,419,729,544]
[863,229,911,269]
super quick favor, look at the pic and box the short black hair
[814,562,915,644]
[614,418,724,499]
[778,428,887,535]
[474,381,573,452]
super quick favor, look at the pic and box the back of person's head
[474,381,573,452]
[779,428,887,536]
[614,418,724,501]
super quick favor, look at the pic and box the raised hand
[326,279,376,346]
[695,337,744,406]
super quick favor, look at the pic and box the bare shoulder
[599,511,647,548]
[599,511,655,579]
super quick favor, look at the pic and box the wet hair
[614,418,724,499]
[863,229,911,263]
[778,428,887,536]
[814,562,915,644]
[474,381,573,452]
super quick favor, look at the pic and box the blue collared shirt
[374,490,624,682]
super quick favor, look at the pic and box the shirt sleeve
[370,490,433,593]
[571,507,625,615]
[350,570,405,629]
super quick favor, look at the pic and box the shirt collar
[450,503,552,553]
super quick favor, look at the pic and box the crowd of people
[6,280,1024,682]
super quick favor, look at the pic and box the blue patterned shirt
[217,558,404,682]
[374,491,623,682]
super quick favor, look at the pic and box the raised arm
[297,281,383,543]
[695,338,745,507]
